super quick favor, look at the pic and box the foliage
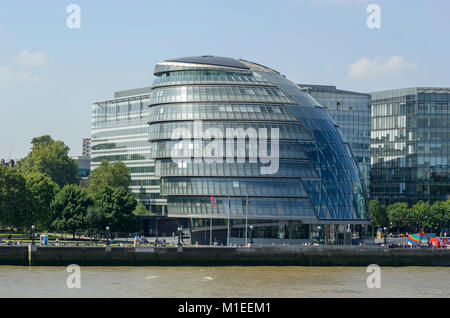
[88,160,131,195]
[386,202,410,231]
[85,205,106,234]
[0,166,32,228]
[133,202,151,216]
[368,200,388,228]
[93,186,139,233]
[50,184,92,237]
[19,135,78,187]
[24,172,59,230]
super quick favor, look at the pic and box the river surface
[0,266,449,297]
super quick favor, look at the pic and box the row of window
[148,121,312,141]
[167,197,316,217]
[150,85,295,105]
[160,177,308,197]
[149,140,308,160]
[148,103,295,122]
[153,70,268,87]
[155,160,319,178]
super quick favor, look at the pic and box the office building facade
[149,56,369,244]
[91,87,164,212]
[299,84,371,192]
[370,87,450,205]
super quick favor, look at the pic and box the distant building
[82,138,91,157]
[72,155,91,187]
[91,87,164,213]
[370,87,450,205]
[299,84,371,193]
[0,159,15,168]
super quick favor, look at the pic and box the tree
[428,201,447,233]
[24,172,59,230]
[85,205,106,235]
[411,201,432,232]
[369,200,388,228]
[0,166,32,229]
[133,202,151,216]
[19,135,78,187]
[93,186,139,233]
[51,184,92,238]
[387,202,410,233]
[88,160,131,195]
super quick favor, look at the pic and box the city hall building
[299,84,371,193]
[370,87,450,205]
[148,56,369,244]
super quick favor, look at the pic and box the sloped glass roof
[165,56,250,69]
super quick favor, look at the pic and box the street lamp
[31,225,35,246]
[249,225,254,245]
[383,226,387,245]
[317,226,321,245]
[177,226,182,246]
[106,226,110,245]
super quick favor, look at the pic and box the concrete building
[370,87,450,205]
[299,84,371,192]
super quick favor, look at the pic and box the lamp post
[249,225,254,245]
[383,226,387,245]
[177,226,182,246]
[106,226,110,245]
[317,226,321,245]
[31,225,35,246]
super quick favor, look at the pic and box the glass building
[149,56,369,244]
[298,84,371,192]
[91,87,164,212]
[371,87,450,205]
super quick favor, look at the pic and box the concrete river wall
[1,245,450,266]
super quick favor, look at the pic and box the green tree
[88,160,131,195]
[428,201,447,233]
[387,202,410,233]
[133,202,150,216]
[0,166,32,228]
[51,184,92,238]
[19,135,78,187]
[24,172,59,230]
[411,201,432,232]
[93,186,139,233]
[85,205,106,235]
[369,200,388,228]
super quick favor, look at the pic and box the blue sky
[0,0,449,159]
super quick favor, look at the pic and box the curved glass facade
[149,56,368,233]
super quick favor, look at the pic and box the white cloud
[16,50,48,67]
[348,56,417,79]
[0,66,40,86]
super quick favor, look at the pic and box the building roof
[298,84,370,97]
[165,55,250,70]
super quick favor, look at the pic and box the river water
[0,266,449,298]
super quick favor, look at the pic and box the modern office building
[149,56,369,245]
[370,87,450,205]
[91,87,164,212]
[299,84,371,192]
[82,138,92,157]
